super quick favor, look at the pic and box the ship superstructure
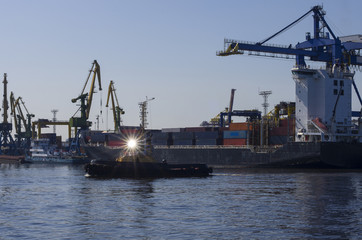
[293,67,359,143]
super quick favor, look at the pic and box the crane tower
[259,90,272,117]
[51,109,58,134]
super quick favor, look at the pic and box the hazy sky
[1,0,362,138]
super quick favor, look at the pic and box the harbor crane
[217,5,362,106]
[70,60,102,152]
[217,5,362,142]
[10,92,34,149]
[0,73,17,155]
[106,80,125,133]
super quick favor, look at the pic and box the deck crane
[69,60,102,152]
[106,80,125,133]
[217,5,362,142]
[10,92,34,149]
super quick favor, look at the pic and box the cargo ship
[83,65,362,169]
[83,5,362,169]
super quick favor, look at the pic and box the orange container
[229,122,251,131]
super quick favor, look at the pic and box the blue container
[173,139,194,145]
[152,132,170,140]
[195,139,218,146]
[172,132,194,140]
[194,131,219,139]
[151,139,169,145]
[223,130,248,139]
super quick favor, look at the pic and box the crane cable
[257,7,314,45]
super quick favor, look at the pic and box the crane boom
[106,80,125,132]
[217,5,362,68]
[70,60,102,130]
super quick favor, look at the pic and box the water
[1,164,361,239]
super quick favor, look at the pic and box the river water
[0,163,361,239]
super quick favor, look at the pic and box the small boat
[26,138,87,164]
[0,154,26,164]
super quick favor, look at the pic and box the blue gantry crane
[217,5,362,113]
[218,5,362,68]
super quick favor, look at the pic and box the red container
[185,127,208,132]
[107,140,124,147]
[223,138,247,146]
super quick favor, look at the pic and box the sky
[1,0,362,139]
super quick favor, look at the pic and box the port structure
[10,92,34,150]
[0,73,18,155]
[70,60,102,152]
[51,109,58,134]
[259,90,272,117]
[218,5,362,143]
[139,97,155,130]
[106,80,125,133]
[216,89,261,127]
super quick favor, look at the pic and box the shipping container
[184,127,219,132]
[269,125,294,136]
[40,133,57,144]
[278,118,295,127]
[229,122,252,131]
[223,130,248,139]
[218,127,229,132]
[151,139,170,145]
[107,140,124,147]
[194,131,219,139]
[172,132,194,140]
[173,139,194,146]
[195,139,219,146]
[223,138,247,146]
[152,132,171,140]
[162,128,184,133]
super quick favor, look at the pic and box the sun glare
[127,139,137,149]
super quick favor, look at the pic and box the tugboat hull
[84,160,212,178]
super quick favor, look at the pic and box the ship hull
[320,142,362,168]
[83,142,362,169]
[84,160,212,178]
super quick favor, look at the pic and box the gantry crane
[217,5,362,142]
[69,60,102,152]
[218,5,362,69]
[10,92,34,149]
[217,5,362,105]
[106,80,125,133]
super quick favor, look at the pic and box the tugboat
[84,136,212,178]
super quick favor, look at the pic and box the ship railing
[153,145,282,150]
[153,145,250,149]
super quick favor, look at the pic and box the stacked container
[268,118,295,145]
[194,127,220,146]
[223,122,250,146]
[151,131,172,146]
[172,131,194,145]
